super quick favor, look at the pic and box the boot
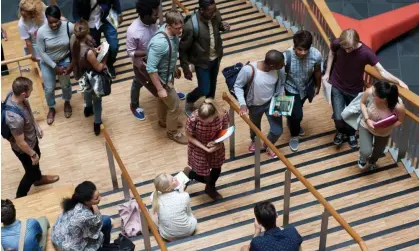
[205,184,223,200]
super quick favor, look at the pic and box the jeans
[101,215,112,245]
[189,168,221,186]
[249,101,283,144]
[157,85,181,134]
[331,86,358,136]
[359,126,389,164]
[84,92,102,124]
[186,58,220,103]
[90,20,119,68]
[13,141,42,198]
[131,66,143,107]
[285,90,307,137]
[40,57,72,108]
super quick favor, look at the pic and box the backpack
[184,12,199,40]
[222,62,255,100]
[117,198,143,238]
[1,92,25,141]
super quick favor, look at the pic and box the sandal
[47,108,56,125]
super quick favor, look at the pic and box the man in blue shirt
[1,199,49,251]
[242,201,303,251]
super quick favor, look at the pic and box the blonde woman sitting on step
[152,173,197,241]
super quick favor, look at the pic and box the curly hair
[1,199,16,226]
[19,0,45,25]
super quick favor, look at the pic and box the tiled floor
[326,0,419,94]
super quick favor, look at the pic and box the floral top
[52,203,104,251]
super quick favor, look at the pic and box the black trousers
[189,168,221,186]
[1,44,9,76]
[285,90,307,137]
[13,141,42,198]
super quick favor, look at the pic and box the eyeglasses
[169,24,183,31]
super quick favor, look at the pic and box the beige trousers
[157,84,181,135]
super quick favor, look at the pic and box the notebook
[269,95,295,117]
[214,126,235,143]
[373,114,398,129]
[96,41,109,63]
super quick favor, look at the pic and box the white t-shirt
[89,0,103,29]
[18,14,48,44]
[208,20,217,60]
[252,61,280,106]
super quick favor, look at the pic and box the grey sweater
[36,21,74,68]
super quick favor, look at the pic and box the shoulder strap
[191,13,199,39]
[284,50,291,76]
[158,31,172,85]
[246,62,255,89]
[3,92,25,119]
[18,220,27,251]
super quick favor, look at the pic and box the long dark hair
[71,20,90,68]
[374,81,399,110]
[62,181,96,212]
[45,5,61,19]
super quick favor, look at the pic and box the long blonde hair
[198,98,223,120]
[19,0,45,26]
[152,173,172,214]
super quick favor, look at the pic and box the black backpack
[1,92,25,141]
[222,62,255,100]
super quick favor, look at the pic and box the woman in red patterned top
[183,99,229,200]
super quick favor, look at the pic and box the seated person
[1,199,50,251]
[152,173,197,241]
[241,201,303,251]
[51,181,112,251]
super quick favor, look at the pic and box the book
[96,41,109,63]
[214,126,235,143]
[268,95,295,116]
[106,8,119,30]
[373,114,398,129]
[174,171,190,192]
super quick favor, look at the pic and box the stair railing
[172,0,191,15]
[223,92,368,251]
[101,125,168,251]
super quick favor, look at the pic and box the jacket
[341,92,364,130]
[179,11,225,70]
[72,0,121,22]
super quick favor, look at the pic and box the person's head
[339,29,360,53]
[199,0,216,20]
[45,5,62,31]
[152,173,179,213]
[136,0,160,25]
[254,201,277,231]
[197,98,222,123]
[293,30,313,58]
[1,199,16,226]
[165,10,184,36]
[264,50,285,71]
[72,20,90,65]
[19,0,44,24]
[62,181,100,212]
[12,77,33,99]
[373,81,399,110]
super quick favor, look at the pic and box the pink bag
[117,198,143,237]
[374,113,398,128]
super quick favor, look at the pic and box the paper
[214,126,235,143]
[175,171,190,192]
[96,41,109,63]
[269,95,295,117]
[106,8,119,30]
[322,80,332,105]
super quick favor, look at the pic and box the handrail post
[105,142,119,190]
[283,170,291,226]
[319,207,329,251]
[229,106,236,159]
[254,136,261,190]
[121,174,130,201]
[140,211,152,251]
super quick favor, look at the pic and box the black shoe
[348,135,358,149]
[333,133,344,145]
[94,122,101,136]
[84,106,94,117]
[108,66,116,79]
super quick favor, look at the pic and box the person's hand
[239,105,249,116]
[253,218,263,235]
[366,119,375,129]
[174,68,182,79]
[118,15,123,25]
[31,153,40,165]
[95,45,103,54]
[222,21,230,31]
[30,54,38,62]
[91,205,100,214]
[55,66,65,75]
[322,73,329,83]
[272,111,281,117]
[315,86,320,95]
[206,145,221,153]
[184,68,193,80]
[207,141,217,148]
[398,80,409,89]
[37,125,44,139]
[157,88,168,98]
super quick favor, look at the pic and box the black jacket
[72,0,121,22]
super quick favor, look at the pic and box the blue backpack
[184,13,199,39]
[1,92,25,141]
[222,62,255,100]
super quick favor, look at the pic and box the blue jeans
[131,66,143,107]
[101,215,112,245]
[84,92,102,124]
[249,101,283,144]
[186,58,220,103]
[90,20,119,67]
[331,86,358,136]
[40,57,72,108]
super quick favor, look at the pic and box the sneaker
[348,135,358,149]
[94,122,101,136]
[185,102,195,117]
[333,133,344,145]
[84,106,94,117]
[177,91,186,100]
[289,137,299,152]
[358,160,367,169]
[368,162,377,171]
[108,66,116,79]
[299,127,305,136]
[266,147,278,158]
[168,132,188,145]
[248,141,256,153]
[183,166,191,178]
[130,106,145,120]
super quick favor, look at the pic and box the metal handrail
[172,0,191,15]
[101,125,167,251]
[223,92,368,251]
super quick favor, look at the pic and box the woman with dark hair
[70,20,108,135]
[358,81,406,170]
[36,5,74,126]
[51,181,112,251]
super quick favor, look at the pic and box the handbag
[137,31,172,97]
[98,234,135,251]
